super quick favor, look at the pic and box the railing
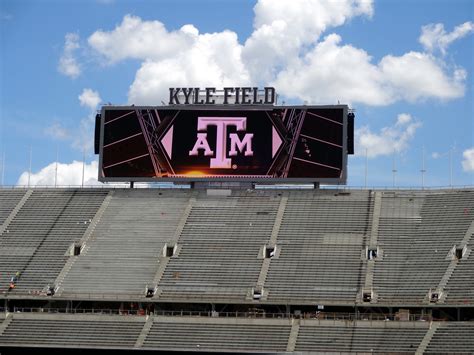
[0,184,188,189]
[0,184,473,190]
[2,307,435,322]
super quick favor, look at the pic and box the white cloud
[128,31,250,104]
[82,7,469,107]
[462,148,474,172]
[16,160,101,186]
[273,34,466,105]
[419,21,474,54]
[79,88,101,110]
[58,33,81,79]
[88,15,251,105]
[44,123,71,140]
[74,89,101,151]
[72,115,96,152]
[379,51,466,102]
[44,90,100,152]
[44,116,94,153]
[272,34,390,105]
[243,0,373,82]
[88,15,196,63]
[355,113,422,158]
[89,1,373,104]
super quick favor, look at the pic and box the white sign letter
[229,133,254,156]
[189,133,214,156]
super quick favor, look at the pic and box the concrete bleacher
[444,251,474,304]
[158,190,280,302]
[0,313,144,349]
[7,313,470,353]
[425,322,474,353]
[0,189,27,226]
[0,189,107,294]
[295,320,429,353]
[143,316,291,352]
[58,189,193,298]
[11,190,108,294]
[1,187,473,353]
[264,190,372,304]
[374,190,474,304]
[1,187,471,306]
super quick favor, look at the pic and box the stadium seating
[425,322,474,353]
[374,190,474,304]
[1,187,473,305]
[0,189,107,294]
[295,320,428,353]
[0,189,27,226]
[143,316,291,352]
[264,190,372,304]
[158,190,280,302]
[3,312,472,353]
[0,187,473,353]
[58,189,193,298]
[0,313,144,348]
[444,252,474,304]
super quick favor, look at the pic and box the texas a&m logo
[189,117,254,169]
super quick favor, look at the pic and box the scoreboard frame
[96,104,351,184]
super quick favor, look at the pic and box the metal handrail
[3,307,438,322]
[0,184,472,190]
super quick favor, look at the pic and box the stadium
[0,99,473,354]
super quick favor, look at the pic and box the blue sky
[0,0,473,187]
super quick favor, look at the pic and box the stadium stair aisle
[0,189,30,231]
[444,217,474,305]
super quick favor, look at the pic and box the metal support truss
[136,109,164,177]
[281,109,306,177]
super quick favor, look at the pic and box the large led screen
[97,105,349,183]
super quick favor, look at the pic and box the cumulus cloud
[58,33,81,79]
[79,88,102,110]
[72,115,96,152]
[128,31,250,104]
[243,0,373,82]
[43,118,94,153]
[45,90,100,152]
[16,160,101,186]
[379,51,466,102]
[355,113,422,158]
[44,123,71,140]
[80,3,470,107]
[88,1,373,104]
[88,15,196,63]
[72,88,102,151]
[272,34,390,105]
[273,34,466,105]
[419,21,474,55]
[462,148,474,172]
[88,15,249,104]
